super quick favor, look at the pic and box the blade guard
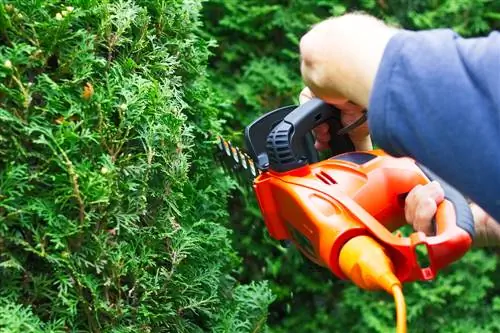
[247,98,474,284]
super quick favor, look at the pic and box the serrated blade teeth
[217,136,225,152]
[248,156,257,177]
[240,150,248,169]
[231,145,239,163]
[215,136,260,184]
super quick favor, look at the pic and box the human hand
[404,182,500,247]
[299,13,398,108]
[299,87,372,151]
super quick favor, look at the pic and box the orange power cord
[392,284,407,333]
[339,235,407,333]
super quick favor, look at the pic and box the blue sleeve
[368,28,500,222]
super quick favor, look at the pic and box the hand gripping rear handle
[389,162,474,281]
[325,156,475,282]
[403,163,475,280]
[417,163,475,238]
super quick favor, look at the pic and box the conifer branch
[177,295,217,314]
[111,127,131,161]
[107,34,117,66]
[251,316,267,333]
[7,68,30,119]
[60,151,86,224]
[11,75,29,110]
[73,272,100,333]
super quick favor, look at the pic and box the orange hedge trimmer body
[216,98,474,332]
[251,149,472,284]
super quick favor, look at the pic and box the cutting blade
[215,136,261,186]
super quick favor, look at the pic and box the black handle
[417,163,475,238]
[244,105,320,170]
[265,98,355,172]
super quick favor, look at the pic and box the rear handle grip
[417,163,475,238]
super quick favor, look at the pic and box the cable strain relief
[339,235,402,293]
[379,272,402,295]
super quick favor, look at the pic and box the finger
[406,182,444,221]
[339,103,365,124]
[315,131,331,144]
[404,182,445,233]
[314,141,330,151]
[337,101,366,115]
[413,198,438,235]
[299,87,315,104]
[405,184,423,223]
[416,181,445,203]
[312,123,330,152]
[313,123,329,135]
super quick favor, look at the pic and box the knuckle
[405,185,421,204]
[429,181,444,195]
[415,199,436,221]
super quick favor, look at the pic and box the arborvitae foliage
[0,1,275,332]
[203,1,500,332]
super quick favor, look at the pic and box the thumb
[299,86,315,104]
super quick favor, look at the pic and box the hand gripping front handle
[265,98,355,172]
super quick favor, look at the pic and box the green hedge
[2,0,500,332]
[0,1,274,332]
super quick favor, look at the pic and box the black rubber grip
[265,98,355,172]
[417,163,475,238]
[244,105,322,171]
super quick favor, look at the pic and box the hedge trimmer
[215,98,474,333]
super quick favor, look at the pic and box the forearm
[299,13,398,107]
[470,203,500,248]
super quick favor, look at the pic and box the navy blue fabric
[368,28,500,222]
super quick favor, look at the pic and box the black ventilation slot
[316,171,337,185]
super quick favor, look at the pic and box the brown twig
[251,316,267,333]
[59,149,86,224]
[9,68,31,118]
[71,271,100,333]
[111,127,131,161]
[1,30,12,47]
[107,33,118,67]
